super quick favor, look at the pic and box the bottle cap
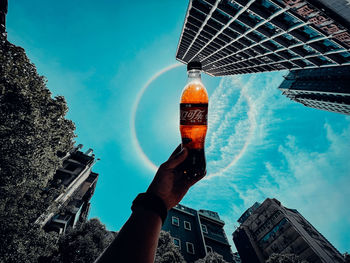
[187,61,202,71]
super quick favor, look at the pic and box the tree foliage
[50,219,114,263]
[0,35,75,262]
[155,231,186,263]
[266,253,309,263]
[194,252,229,263]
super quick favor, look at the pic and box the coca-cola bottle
[179,61,208,178]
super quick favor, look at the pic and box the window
[173,238,181,248]
[318,56,332,65]
[321,39,341,52]
[206,246,213,253]
[186,242,195,254]
[339,52,350,58]
[261,0,279,12]
[172,216,179,226]
[184,221,191,230]
[65,162,81,172]
[302,26,319,40]
[258,218,288,245]
[303,44,316,55]
[280,33,299,46]
[201,224,208,233]
[279,13,301,28]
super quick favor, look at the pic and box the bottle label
[180,103,208,125]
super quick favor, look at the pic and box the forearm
[95,145,196,263]
[95,208,162,263]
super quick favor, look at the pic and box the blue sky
[8,0,350,254]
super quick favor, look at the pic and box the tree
[155,231,186,263]
[195,252,229,263]
[0,34,75,262]
[266,253,309,263]
[50,218,114,263]
[344,252,350,263]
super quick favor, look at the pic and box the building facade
[233,198,345,263]
[308,0,350,25]
[162,204,236,263]
[279,65,350,115]
[35,145,99,234]
[176,0,350,76]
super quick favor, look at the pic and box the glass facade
[176,0,350,76]
[279,65,350,115]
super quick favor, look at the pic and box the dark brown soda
[179,78,208,178]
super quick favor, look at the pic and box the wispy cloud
[250,122,350,252]
[206,77,254,176]
[185,72,350,253]
[205,72,286,177]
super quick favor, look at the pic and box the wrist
[131,206,163,224]
[131,192,168,224]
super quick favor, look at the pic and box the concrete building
[176,0,350,76]
[279,65,350,115]
[233,198,345,263]
[35,145,99,234]
[162,203,236,263]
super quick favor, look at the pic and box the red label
[180,103,208,125]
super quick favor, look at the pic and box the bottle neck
[187,69,202,84]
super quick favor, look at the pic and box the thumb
[167,147,188,169]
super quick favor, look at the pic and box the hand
[147,144,205,210]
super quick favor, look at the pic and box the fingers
[168,144,182,161]
[166,147,188,169]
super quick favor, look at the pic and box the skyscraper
[176,0,350,76]
[35,145,99,234]
[162,203,236,263]
[232,198,345,263]
[279,65,350,115]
